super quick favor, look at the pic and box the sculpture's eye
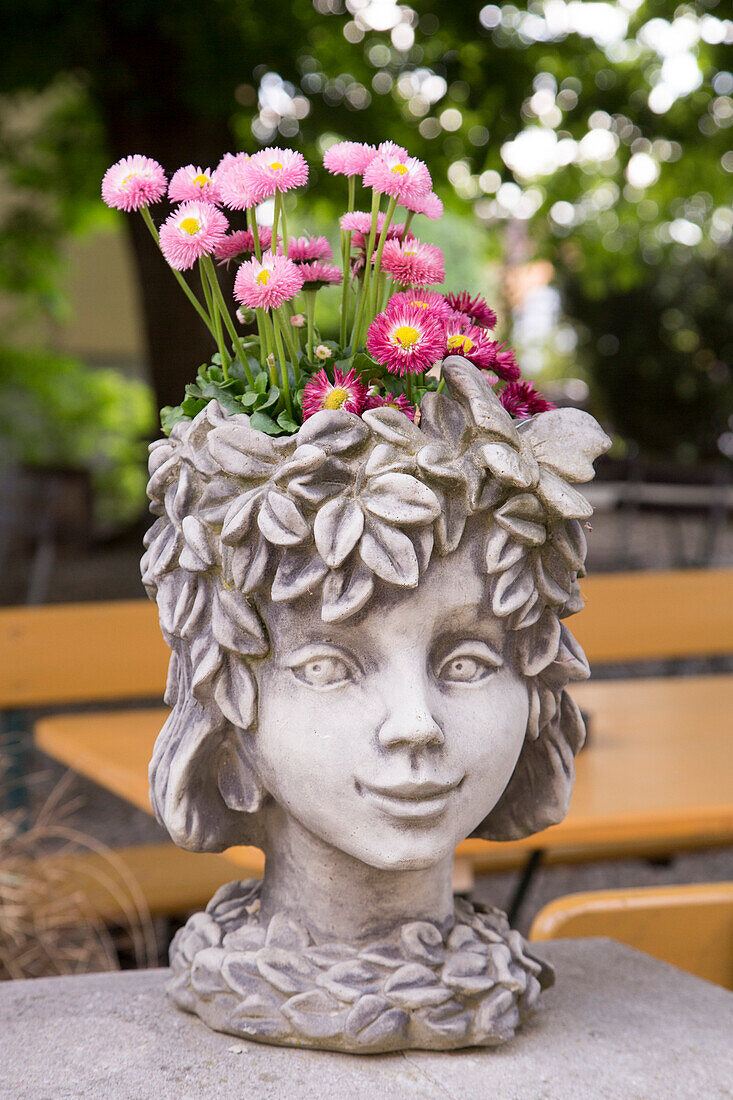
[436,642,502,685]
[292,654,353,689]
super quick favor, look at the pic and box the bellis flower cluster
[101,140,553,437]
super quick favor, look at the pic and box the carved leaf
[168,574,197,636]
[214,653,257,729]
[313,497,365,569]
[280,990,348,1040]
[208,419,278,478]
[344,995,396,1042]
[494,494,547,546]
[534,553,571,606]
[265,913,310,951]
[142,526,181,587]
[484,523,526,574]
[383,963,451,1009]
[227,536,271,594]
[476,442,534,490]
[197,477,242,525]
[441,952,495,996]
[321,559,375,623]
[257,491,310,546]
[418,391,471,448]
[411,525,434,574]
[190,632,223,697]
[420,999,472,1041]
[179,578,210,639]
[556,624,591,681]
[169,464,194,524]
[490,558,535,617]
[213,586,268,655]
[303,943,358,968]
[537,468,593,520]
[443,357,519,444]
[317,959,382,1003]
[287,456,352,505]
[517,609,561,676]
[364,441,416,477]
[527,684,541,740]
[271,546,329,601]
[296,409,369,454]
[400,922,444,966]
[256,947,318,995]
[416,443,467,486]
[221,488,265,545]
[550,519,587,571]
[362,406,425,450]
[147,454,180,501]
[148,439,175,474]
[273,443,326,483]
[433,489,468,556]
[222,951,265,996]
[518,408,611,482]
[511,588,544,630]
[359,518,419,587]
[361,472,441,526]
[181,515,217,568]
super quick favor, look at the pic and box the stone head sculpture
[141,357,610,1051]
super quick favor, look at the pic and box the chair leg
[507,849,544,925]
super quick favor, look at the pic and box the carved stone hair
[141,357,610,853]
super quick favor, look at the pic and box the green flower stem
[351,189,381,349]
[277,306,301,385]
[436,376,446,393]
[406,374,414,404]
[248,209,262,262]
[202,256,256,388]
[339,175,356,346]
[280,201,290,255]
[255,307,268,367]
[304,289,317,363]
[403,210,415,239]
[139,205,217,339]
[272,194,282,250]
[271,315,294,419]
[199,260,230,377]
[370,194,397,317]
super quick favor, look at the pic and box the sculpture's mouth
[355,777,464,821]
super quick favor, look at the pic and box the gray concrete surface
[1,939,731,1099]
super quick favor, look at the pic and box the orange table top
[35,674,733,867]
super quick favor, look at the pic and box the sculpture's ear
[149,647,266,852]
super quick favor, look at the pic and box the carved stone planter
[141,356,610,1052]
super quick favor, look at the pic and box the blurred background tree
[2,0,731,467]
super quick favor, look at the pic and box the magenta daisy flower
[241,147,309,204]
[379,239,445,288]
[286,235,332,262]
[408,190,444,220]
[366,304,445,377]
[492,343,522,383]
[158,201,229,271]
[101,155,167,212]
[168,164,222,204]
[387,290,452,320]
[444,321,499,371]
[302,367,368,419]
[214,227,275,264]
[500,380,555,418]
[323,141,377,177]
[233,250,304,311]
[363,151,432,208]
[364,392,416,420]
[445,291,497,330]
[297,261,342,288]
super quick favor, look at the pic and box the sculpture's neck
[258,805,455,944]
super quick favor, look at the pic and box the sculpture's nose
[377,679,444,751]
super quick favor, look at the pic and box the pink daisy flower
[298,261,342,288]
[445,291,497,330]
[302,367,368,419]
[366,304,445,377]
[241,147,309,204]
[323,141,377,177]
[364,392,416,420]
[168,164,222,204]
[378,141,409,160]
[444,322,500,371]
[158,201,229,271]
[363,151,432,208]
[408,190,444,219]
[379,239,445,287]
[214,227,275,264]
[217,153,255,211]
[500,380,555,418]
[386,290,452,319]
[285,235,333,262]
[101,155,167,212]
[233,250,304,311]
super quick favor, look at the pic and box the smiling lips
[356,777,463,821]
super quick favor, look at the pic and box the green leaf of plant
[277,411,299,432]
[250,411,282,435]
[254,371,269,394]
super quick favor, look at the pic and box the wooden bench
[3,568,732,915]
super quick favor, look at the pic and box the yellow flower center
[393,324,421,349]
[324,386,349,410]
[256,269,271,286]
[410,299,428,309]
[391,164,408,176]
[122,172,137,185]
[270,161,283,171]
[179,217,201,236]
[448,333,475,353]
[192,173,210,188]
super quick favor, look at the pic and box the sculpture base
[168,879,553,1052]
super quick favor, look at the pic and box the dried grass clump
[0,748,157,980]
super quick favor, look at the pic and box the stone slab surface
[0,939,731,1100]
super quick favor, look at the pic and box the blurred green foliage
[0,347,155,529]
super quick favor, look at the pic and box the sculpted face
[251,525,529,870]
